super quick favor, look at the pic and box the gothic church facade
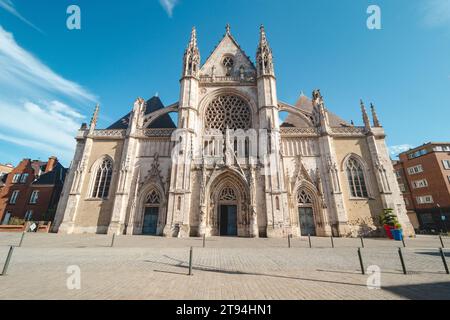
[53,26,414,238]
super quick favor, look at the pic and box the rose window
[204,95,251,132]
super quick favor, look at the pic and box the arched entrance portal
[142,189,161,235]
[206,170,251,237]
[218,187,238,236]
[297,189,317,236]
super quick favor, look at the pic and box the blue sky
[0,0,449,166]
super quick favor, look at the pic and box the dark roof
[107,96,177,129]
[281,94,349,128]
[32,162,67,186]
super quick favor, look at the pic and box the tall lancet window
[91,158,113,199]
[346,157,369,198]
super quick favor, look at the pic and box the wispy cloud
[389,144,413,157]
[0,25,97,163]
[420,0,450,29]
[0,100,86,161]
[0,0,43,33]
[0,26,97,104]
[159,0,178,18]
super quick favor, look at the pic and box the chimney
[45,156,58,173]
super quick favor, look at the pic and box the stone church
[53,25,414,238]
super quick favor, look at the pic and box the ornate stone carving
[280,128,319,137]
[91,130,126,138]
[141,153,165,193]
[331,127,366,137]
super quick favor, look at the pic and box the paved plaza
[0,233,449,300]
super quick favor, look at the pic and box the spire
[89,104,99,132]
[182,27,200,78]
[189,26,197,48]
[225,23,231,35]
[256,25,274,77]
[370,103,381,127]
[360,100,371,129]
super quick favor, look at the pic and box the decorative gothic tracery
[91,158,113,199]
[204,95,251,132]
[145,189,161,205]
[346,157,369,198]
[219,187,237,202]
[297,190,313,205]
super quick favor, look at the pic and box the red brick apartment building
[393,143,450,233]
[0,157,67,225]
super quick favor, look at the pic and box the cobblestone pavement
[0,234,449,300]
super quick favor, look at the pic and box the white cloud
[159,0,178,18]
[0,100,85,161]
[0,0,43,33]
[0,25,97,103]
[389,144,413,157]
[0,25,98,164]
[421,0,450,29]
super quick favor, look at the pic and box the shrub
[8,217,25,226]
[380,208,399,227]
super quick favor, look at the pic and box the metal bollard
[288,234,291,248]
[188,247,193,276]
[18,232,26,247]
[360,236,365,249]
[358,248,365,275]
[1,246,15,276]
[203,234,206,248]
[331,236,335,249]
[402,237,406,248]
[439,235,445,249]
[308,234,312,248]
[398,248,407,275]
[111,233,116,247]
[439,248,449,275]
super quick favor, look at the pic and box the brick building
[393,143,450,233]
[0,157,67,225]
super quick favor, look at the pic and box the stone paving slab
[0,234,449,300]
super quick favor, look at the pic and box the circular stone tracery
[204,95,251,132]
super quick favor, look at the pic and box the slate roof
[107,96,177,129]
[32,162,67,186]
[281,94,349,128]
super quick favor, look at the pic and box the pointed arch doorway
[206,169,251,237]
[142,189,161,235]
[297,189,317,236]
[218,187,238,236]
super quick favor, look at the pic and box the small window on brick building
[12,174,21,183]
[25,210,33,221]
[10,190,20,204]
[442,160,450,170]
[2,211,12,225]
[20,173,29,183]
[30,190,39,204]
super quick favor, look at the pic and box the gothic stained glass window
[91,158,113,199]
[205,95,251,133]
[346,157,369,198]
